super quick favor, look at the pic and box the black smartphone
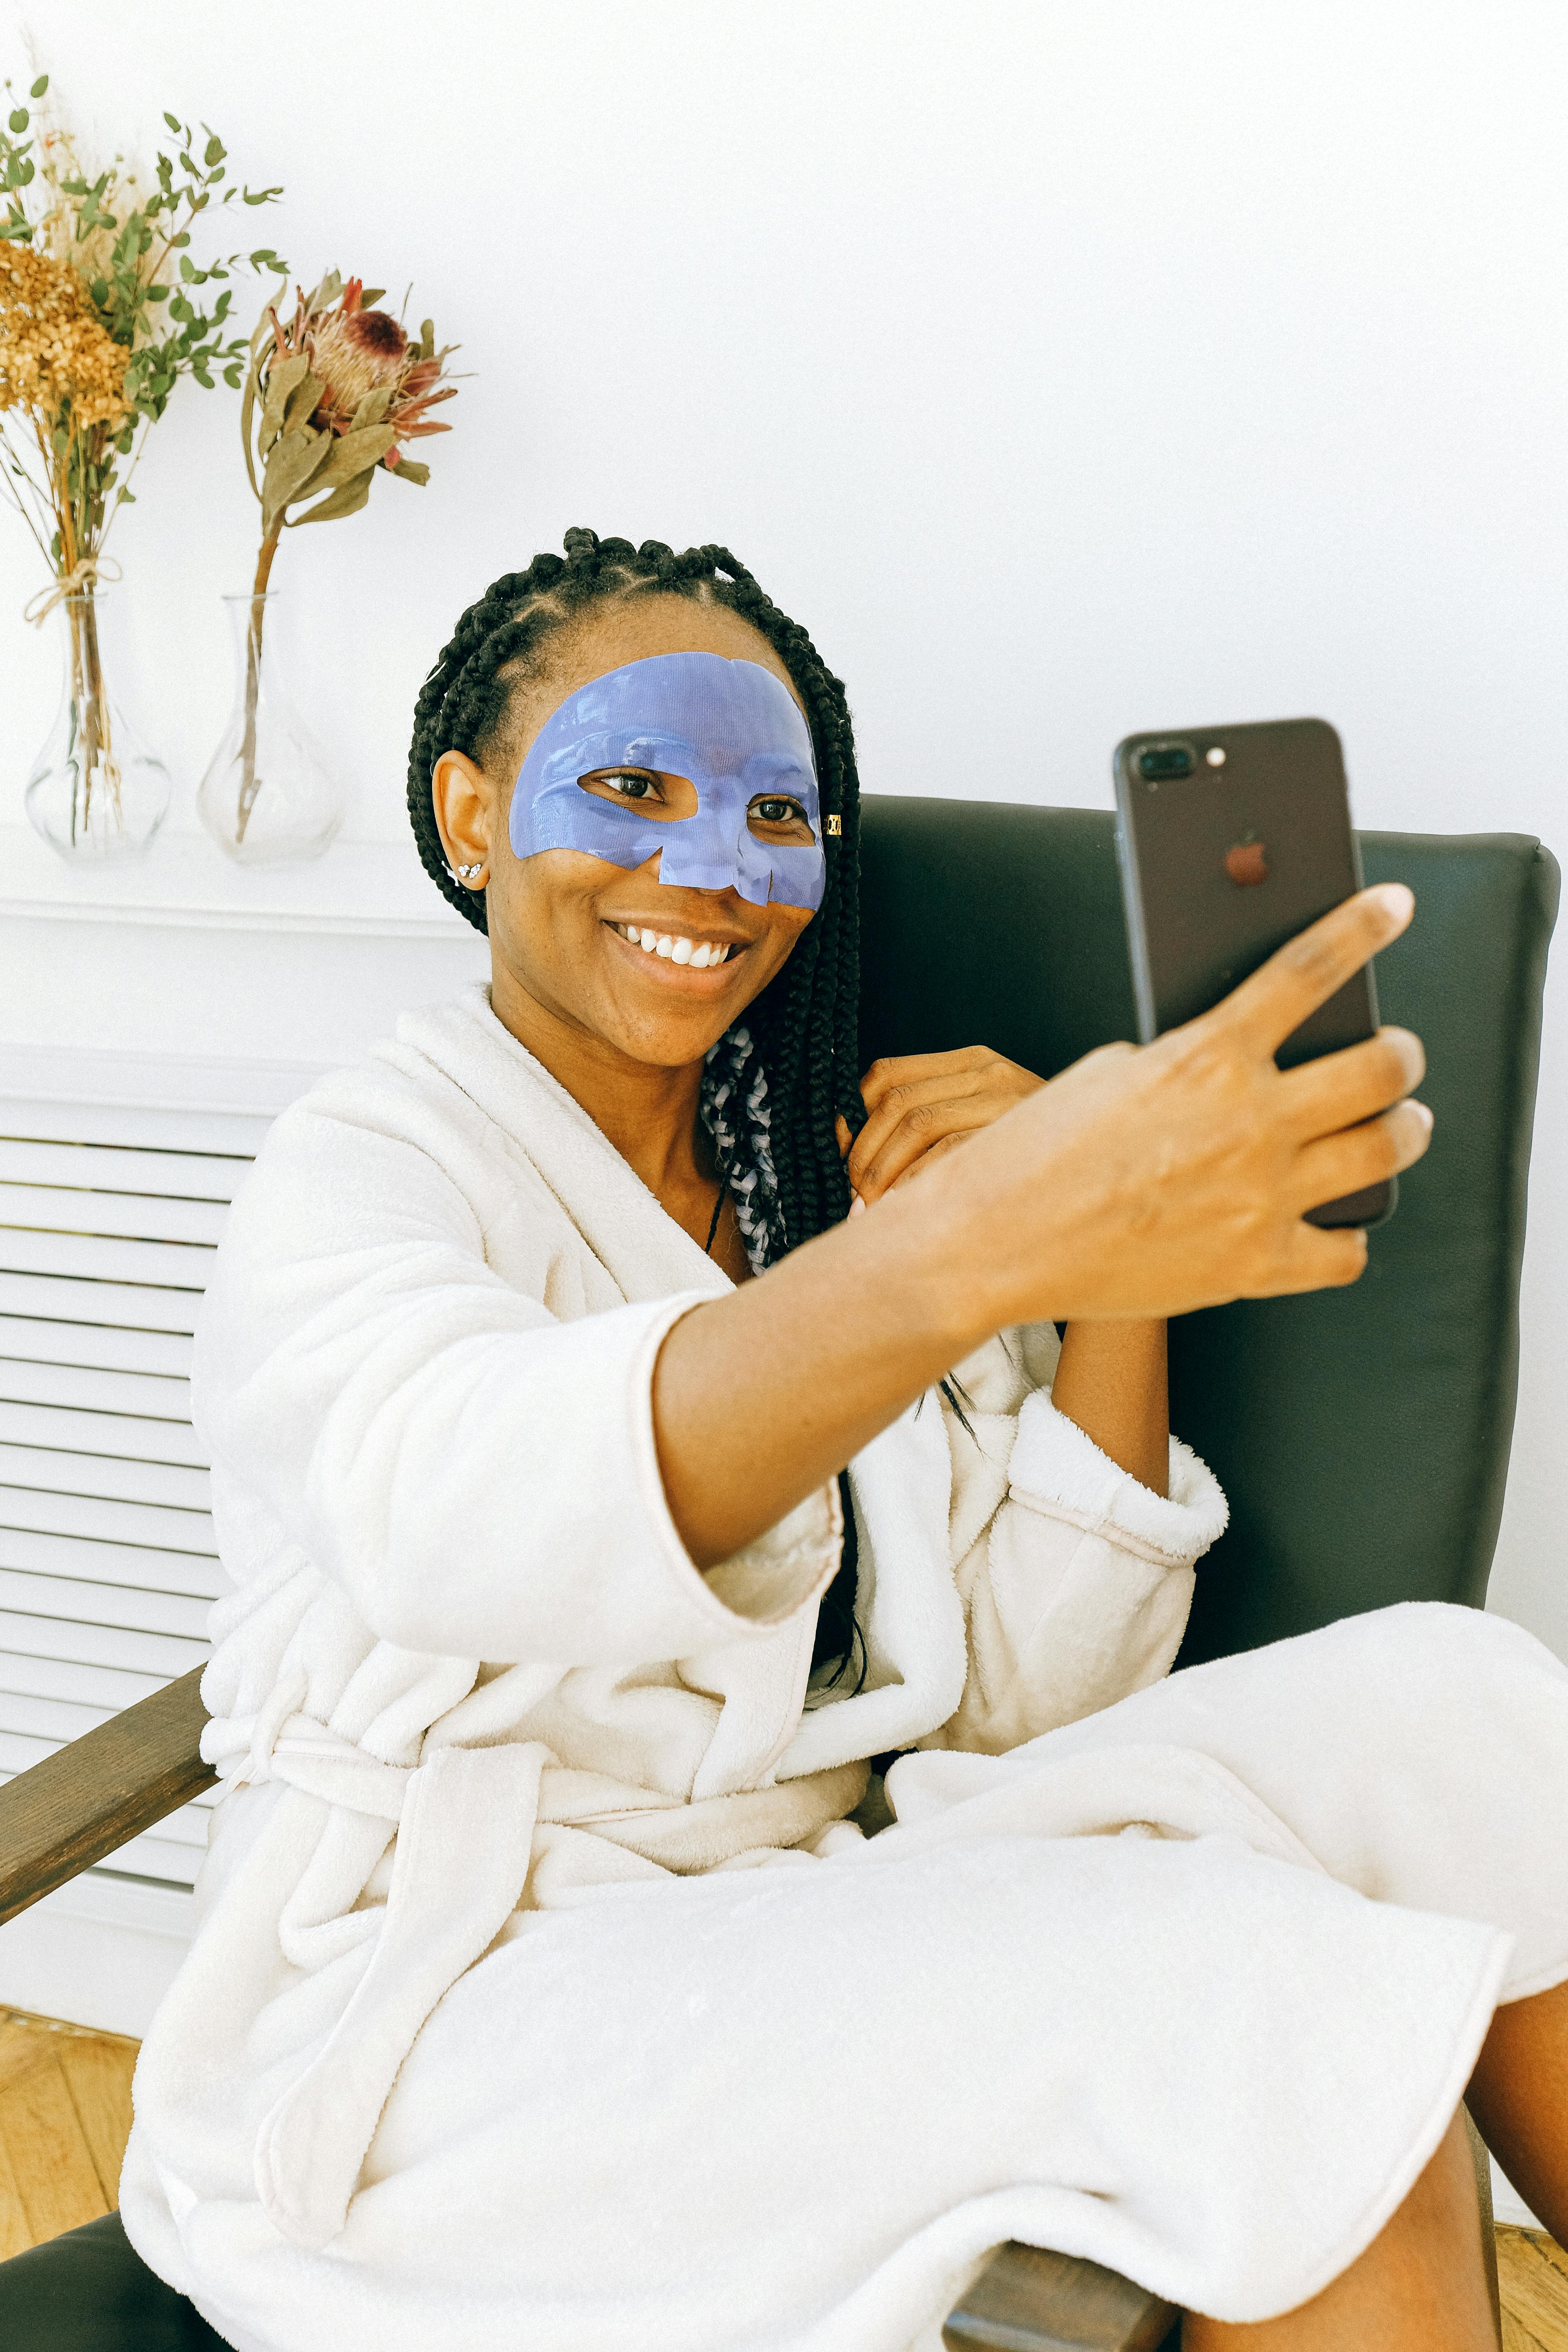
[1112,715,1396,1230]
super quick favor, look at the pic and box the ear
[432,749,498,883]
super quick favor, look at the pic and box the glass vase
[197,593,344,864]
[24,592,171,860]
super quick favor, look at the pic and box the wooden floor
[0,2008,1563,2343]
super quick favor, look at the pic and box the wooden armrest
[0,1667,214,1925]
[945,2242,1176,2351]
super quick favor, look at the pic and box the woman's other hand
[836,1047,1044,1208]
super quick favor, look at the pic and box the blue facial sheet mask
[510,650,825,911]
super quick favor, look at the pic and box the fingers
[1288,1096,1433,1215]
[1218,884,1414,1056]
[858,1048,1007,1113]
[1278,1025,1426,1139]
[1251,1219,1369,1297]
[849,1050,1043,1202]
[852,1087,1006,1201]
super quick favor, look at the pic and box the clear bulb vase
[25,592,171,860]
[197,593,343,864]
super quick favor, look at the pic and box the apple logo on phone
[1225,839,1268,887]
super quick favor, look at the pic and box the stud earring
[454,862,485,884]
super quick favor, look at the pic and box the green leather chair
[0,799,1556,2352]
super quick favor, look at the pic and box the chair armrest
[0,1667,214,1925]
[945,2242,1176,2350]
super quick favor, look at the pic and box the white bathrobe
[120,983,1568,2351]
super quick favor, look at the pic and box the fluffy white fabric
[117,985,1568,2350]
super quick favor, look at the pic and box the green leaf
[289,465,375,527]
[116,487,135,503]
[90,277,108,306]
[359,287,386,308]
[146,284,169,301]
[304,420,397,495]
[163,110,181,132]
[192,368,214,388]
[260,424,334,536]
[223,364,241,387]
[179,254,197,280]
[419,319,434,360]
[29,74,47,97]
[349,385,391,429]
[389,457,430,486]
[204,134,225,165]
[260,350,311,436]
[280,368,325,435]
[7,110,27,134]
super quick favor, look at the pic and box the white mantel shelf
[0,824,492,1068]
[0,824,476,939]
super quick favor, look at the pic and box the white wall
[1,1,1565,1649]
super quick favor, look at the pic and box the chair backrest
[857,797,1559,1666]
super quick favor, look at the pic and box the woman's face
[433,597,818,1071]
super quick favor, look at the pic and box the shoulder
[230,986,538,1253]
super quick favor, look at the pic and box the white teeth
[613,922,731,966]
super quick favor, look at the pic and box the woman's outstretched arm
[839,1044,1170,1493]
[653,885,1429,1567]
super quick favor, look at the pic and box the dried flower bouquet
[0,72,284,840]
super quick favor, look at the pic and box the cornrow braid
[407,528,868,1685]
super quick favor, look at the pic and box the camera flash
[1206,747,1226,768]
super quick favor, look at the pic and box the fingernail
[1411,1099,1434,1131]
[1374,883,1415,920]
[848,1193,865,1218]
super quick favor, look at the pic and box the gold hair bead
[826,814,842,837]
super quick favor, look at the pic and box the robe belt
[203,1699,549,2252]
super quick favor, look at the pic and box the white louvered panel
[0,1399,205,1466]
[0,1485,215,1551]
[0,1565,209,1641]
[0,1228,213,1289]
[0,1272,200,1335]
[0,1091,270,1892]
[0,1607,204,1682]
[0,1138,244,1201]
[0,1526,225,1601]
[0,1443,210,1511]
[0,1186,228,1248]
[0,1317,193,1377]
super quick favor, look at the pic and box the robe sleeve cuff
[1008,1386,1229,1564]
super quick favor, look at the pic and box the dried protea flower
[0,242,129,429]
[262,273,458,489]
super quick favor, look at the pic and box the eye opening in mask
[746,791,816,844]
[576,766,697,821]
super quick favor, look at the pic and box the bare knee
[1182,2112,1495,2352]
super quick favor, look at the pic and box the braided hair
[407,529,867,1686]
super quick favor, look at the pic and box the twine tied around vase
[23,555,123,628]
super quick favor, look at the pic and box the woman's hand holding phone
[897,880,1430,1334]
[654,884,1429,1566]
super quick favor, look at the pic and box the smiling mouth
[609,921,738,969]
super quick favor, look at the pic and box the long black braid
[407,529,868,1687]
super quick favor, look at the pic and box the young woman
[122,530,1568,2352]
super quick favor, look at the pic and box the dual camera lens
[1135,741,1225,781]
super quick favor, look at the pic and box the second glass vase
[197,593,344,864]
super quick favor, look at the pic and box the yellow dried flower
[0,241,129,430]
